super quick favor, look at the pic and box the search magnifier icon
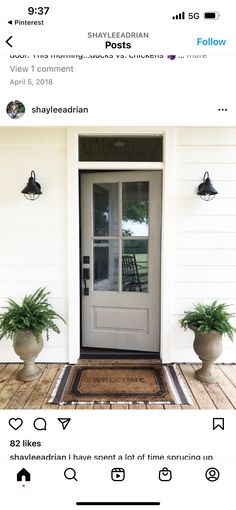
[64,468,78,481]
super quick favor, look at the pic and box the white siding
[172,127,236,362]
[0,128,68,362]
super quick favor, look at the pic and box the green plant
[0,287,66,343]
[180,301,236,341]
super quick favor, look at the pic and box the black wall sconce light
[21,171,42,201]
[197,172,218,201]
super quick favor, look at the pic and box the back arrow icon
[6,36,13,47]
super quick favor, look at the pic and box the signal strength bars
[172,11,185,20]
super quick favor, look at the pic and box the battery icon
[204,12,220,19]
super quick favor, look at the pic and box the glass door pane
[93,240,119,291]
[93,182,119,291]
[93,183,119,236]
[122,182,149,236]
[122,240,148,292]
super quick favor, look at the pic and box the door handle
[83,268,90,296]
[83,268,90,280]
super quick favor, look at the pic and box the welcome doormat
[50,363,192,405]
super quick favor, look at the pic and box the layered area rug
[50,362,192,405]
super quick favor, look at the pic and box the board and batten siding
[172,128,236,362]
[0,128,68,362]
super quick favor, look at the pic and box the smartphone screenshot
[0,1,235,509]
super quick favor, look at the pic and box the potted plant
[0,287,65,381]
[180,301,235,383]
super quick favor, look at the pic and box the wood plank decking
[0,363,235,410]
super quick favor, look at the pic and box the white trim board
[66,127,175,363]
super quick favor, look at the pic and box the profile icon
[205,467,220,482]
[6,100,25,119]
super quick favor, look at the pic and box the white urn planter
[14,330,43,381]
[191,326,223,383]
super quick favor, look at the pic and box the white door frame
[66,127,176,363]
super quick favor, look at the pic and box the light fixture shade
[197,172,218,201]
[21,171,42,200]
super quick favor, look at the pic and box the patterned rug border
[49,364,192,406]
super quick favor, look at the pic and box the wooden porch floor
[0,363,236,410]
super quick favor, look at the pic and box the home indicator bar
[76,504,161,506]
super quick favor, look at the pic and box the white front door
[80,171,162,352]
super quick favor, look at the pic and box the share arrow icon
[58,418,71,430]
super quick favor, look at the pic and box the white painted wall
[171,127,236,362]
[0,126,236,363]
[0,128,68,362]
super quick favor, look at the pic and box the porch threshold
[80,348,160,360]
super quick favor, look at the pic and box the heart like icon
[9,418,23,430]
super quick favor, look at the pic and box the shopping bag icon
[159,467,172,481]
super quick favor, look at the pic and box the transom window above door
[78,136,163,162]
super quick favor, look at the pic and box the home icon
[17,468,31,482]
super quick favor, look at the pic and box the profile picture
[6,100,25,119]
